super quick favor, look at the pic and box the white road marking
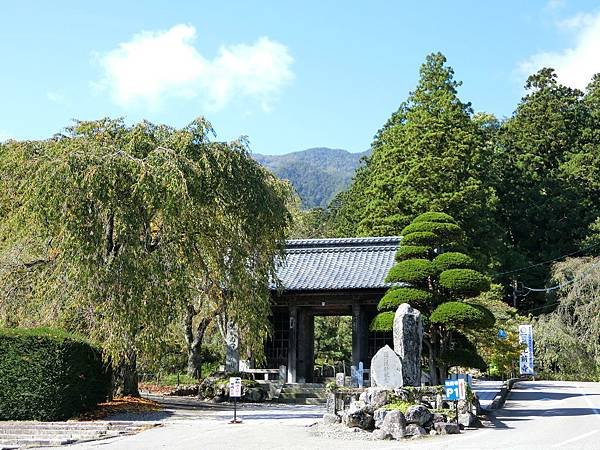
[551,429,599,448]
[576,383,600,418]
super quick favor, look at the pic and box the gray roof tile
[274,237,401,291]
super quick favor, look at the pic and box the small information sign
[229,377,242,398]
[444,379,466,401]
[228,377,242,424]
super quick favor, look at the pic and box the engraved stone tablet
[370,345,403,388]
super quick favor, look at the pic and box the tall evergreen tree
[494,68,596,298]
[328,53,499,265]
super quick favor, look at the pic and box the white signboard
[518,324,534,375]
[229,377,242,398]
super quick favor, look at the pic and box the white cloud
[519,11,600,90]
[96,24,294,111]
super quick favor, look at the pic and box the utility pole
[512,279,518,308]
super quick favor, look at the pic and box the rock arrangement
[323,386,482,441]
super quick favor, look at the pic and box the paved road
[40,381,600,450]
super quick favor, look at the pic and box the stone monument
[225,321,240,372]
[370,345,403,388]
[393,303,423,386]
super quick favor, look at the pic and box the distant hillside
[253,147,369,208]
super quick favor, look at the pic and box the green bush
[385,259,436,283]
[433,252,475,272]
[0,327,111,421]
[401,221,463,241]
[412,212,456,224]
[438,268,490,294]
[377,288,433,311]
[429,302,495,329]
[401,231,439,247]
[369,311,395,332]
[395,245,429,261]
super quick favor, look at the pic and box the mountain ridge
[253,147,369,208]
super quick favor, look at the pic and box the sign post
[229,377,242,424]
[518,325,534,377]
[445,378,466,430]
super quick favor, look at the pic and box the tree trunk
[114,347,139,397]
[184,303,211,379]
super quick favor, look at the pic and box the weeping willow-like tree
[370,212,493,385]
[534,257,600,380]
[0,118,291,394]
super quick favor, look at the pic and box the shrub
[401,231,439,247]
[401,221,463,241]
[369,311,395,332]
[377,288,433,311]
[395,245,429,261]
[433,252,475,272]
[385,259,436,283]
[429,302,494,329]
[439,268,490,294]
[0,327,111,421]
[412,212,456,224]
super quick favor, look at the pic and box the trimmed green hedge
[438,268,490,294]
[0,328,111,421]
[429,302,495,329]
[377,287,434,311]
[412,212,456,224]
[385,259,436,283]
[400,221,463,241]
[433,252,475,272]
[369,311,395,332]
[395,245,429,261]
[401,231,439,247]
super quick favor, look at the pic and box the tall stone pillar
[393,304,423,386]
[287,306,298,383]
[225,321,240,373]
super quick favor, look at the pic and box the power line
[521,258,600,293]
[493,242,600,278]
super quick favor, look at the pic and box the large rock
[322,413,341,425]
[405,424,427,437]
[434,422,460,435]
[360,387,390,409]
[393,304,423,386]
[405,405,433,426]
[380,409,406,440]
[370,345,403,388]
[372,429,392,440]
[458,412,481,428]
[343,409,374,430]
[348,399,373,415]
[373,408,388,429]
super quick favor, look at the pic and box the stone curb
[487,378,519,410]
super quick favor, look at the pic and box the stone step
[278,392,327,399]
[283,383,324,388]
[276,397,326,405]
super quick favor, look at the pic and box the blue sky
[2,1,600,154]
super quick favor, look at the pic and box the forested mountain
[253,147,368,208]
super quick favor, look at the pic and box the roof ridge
[286,236,401,250]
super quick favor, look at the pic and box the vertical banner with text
[518,324,534,375]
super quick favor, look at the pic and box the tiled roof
[273,236,401,291]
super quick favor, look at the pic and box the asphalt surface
[36,381,600,450]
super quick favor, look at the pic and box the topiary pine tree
[370,211,493,385]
